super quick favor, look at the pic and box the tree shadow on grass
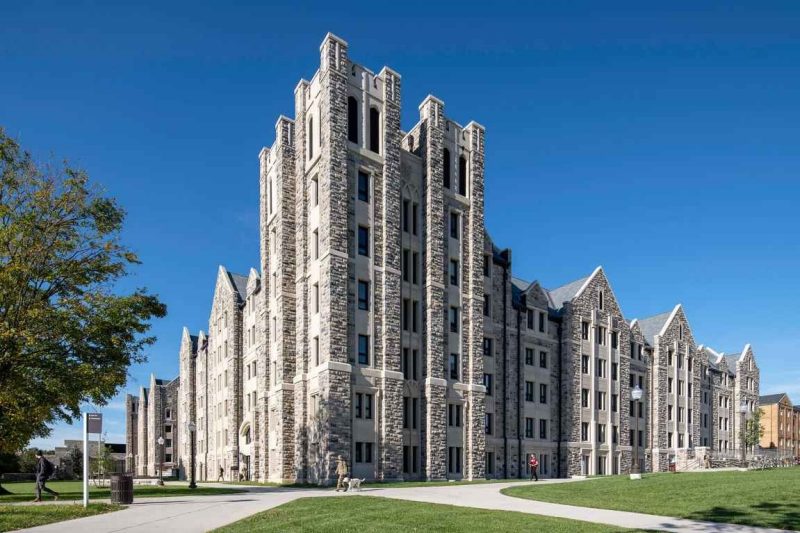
[685,501,800,531]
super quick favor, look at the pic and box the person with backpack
[33,450,59,502]
[529,454,539,481]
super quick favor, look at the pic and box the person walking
[529,454,539,481]
[335,455,348,492]
[33,450,59,502]
[218,466,224,482]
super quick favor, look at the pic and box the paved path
[15,480,792,533]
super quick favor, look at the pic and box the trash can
[110,473,134,504]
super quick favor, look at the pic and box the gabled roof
[545,272,594,311]
[759,393,789,405]
[724,354,740,373]
[228,271,249,301]
[636,310,673,345]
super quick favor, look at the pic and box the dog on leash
[343,477,365,492]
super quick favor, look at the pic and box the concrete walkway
[15,480,791,533]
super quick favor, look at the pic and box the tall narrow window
[369,107,380,153]
[443,148,451,189]
[358,335,370,365]
[458,155,467,195]
[308,117,314,159]
[358,280,370,310]
[312,229,319,260]
[450,212,459,239]
[357,171,370,202]
[347,96,359,143]
[310,176,319,207]
[358,226,370,256]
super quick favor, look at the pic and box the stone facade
[127,374,179,477]
[127,33,765,482]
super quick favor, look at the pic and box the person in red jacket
[529,455,539,481]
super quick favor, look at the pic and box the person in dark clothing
[34,450,59,502]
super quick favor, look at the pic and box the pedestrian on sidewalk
[529,455,539,481]
[335,455,348,491]
[218,466,224,482]
[33,450,59,502]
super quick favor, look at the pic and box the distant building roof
[759,393,789,405]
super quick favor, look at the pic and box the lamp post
[157,436,165,486]
[739,401,748,464]
[188,421,197,489]
[630,385,643,480]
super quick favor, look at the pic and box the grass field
[0,503,119,532]
[214,495,644,532]
[0,481,242,503]
[502,468,800,530]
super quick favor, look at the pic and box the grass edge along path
[0,503,120,532]
[213,495,646,532]
[501,468,800,531]
[0,481,242,503]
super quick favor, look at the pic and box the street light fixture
[630,385,643,480]
[157,436,165,486]
[739,401,749,463]
[187,421,197,489]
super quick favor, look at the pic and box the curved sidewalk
[15,479,791,533]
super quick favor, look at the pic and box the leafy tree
[68,445,83,479]
[17,448,38,473]
[745,407,764,449]
[0,128,166,490]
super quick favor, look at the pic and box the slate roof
[228,272,249,302]
[636,310,673,345]
[511,277,531,307]
[759,393,788,405]
[546,275,590,311]
[724,354,740,375]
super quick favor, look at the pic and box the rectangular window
[412,252,419,284]
[313,336,320,366]
[597,423,606,443]
[412,300,419,333]
[611,331,618,349]
[355,393,363,418]
[538,312,546,333]
[612,394,618,412]
[449,353,459,380]
[581,321,589,340]
[358,280,370,310]
[358,226,370,256]
[313,283,319,314]
[596,358,606,378]
[449,307,459,333]
[357,171,370,202]
[483,295,491,317]
[450,212,459,239]
[525,418,534,438]
[312,229,319,260]
[539,419,548,439]
[581,422,589,442]
[539,383,548,404]
[402,249,410,282]
[525,348,534,366]
[358,335,370,365]
[596,391,606,410]
[449,259,459,286]
[582,388,590,408]
[310,176,319,206]
[483,254,491,277]
[483,373,493,395]
[365,393,373,419]
[525,381,535,402]
[402,199,410,233]
[596,326,606,345]
[611,362,618,380]
[484,413,493,435]
[483,338,493,357]
[539,351,548,369]
[527,309,534,329]
[581,355,590,374]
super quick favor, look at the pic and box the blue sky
[3,0,798,448]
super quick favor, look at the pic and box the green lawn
[0,481,242,503]
[0,503,119,532]
[214,496,642,532]
[502,468,800,530]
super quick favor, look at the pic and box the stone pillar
[420,94,447,480]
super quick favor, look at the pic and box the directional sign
[87,413,103,434]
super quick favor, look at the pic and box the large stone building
[127,33,763,482]
[128,374,180,477]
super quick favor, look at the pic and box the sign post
[83,412,103,508]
